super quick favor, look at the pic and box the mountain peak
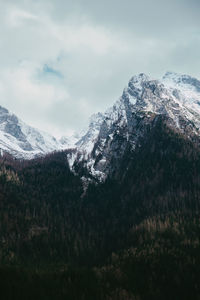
[66,71,200,181]
[162,71,200,92]
[131,72,150,80]
[0,104,67,159]
[163,71,180,80]
[129,73,150,85]
[1,71,200,179]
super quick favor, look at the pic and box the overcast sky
[0,0,200,137]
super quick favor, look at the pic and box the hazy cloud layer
[0,0,200,136]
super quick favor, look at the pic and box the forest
[0,120,200,299]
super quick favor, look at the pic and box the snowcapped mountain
[0,105,69,159]
[1,71,200,179]
[66,72,200,180]
[162,71,200,115]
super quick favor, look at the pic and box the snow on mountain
[67,72,200,180]
[162,71,200,118]
[60,134,79,149]
[75,113,105,153]
[1,72,200,180]
[0,105,67,159]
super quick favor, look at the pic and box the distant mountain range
[1,71,200,179]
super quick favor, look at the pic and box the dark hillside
[0,118,200,299]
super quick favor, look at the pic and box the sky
[0,0,200,137]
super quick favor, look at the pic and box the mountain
[67,72,200,180]
[1,71,200,175]
[0,72,200,299]
[0,105,69,159]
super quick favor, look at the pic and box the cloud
[7,8,38,27]
[0,62,69,136]
[0,0,199,138]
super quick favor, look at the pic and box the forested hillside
[0,118,200,299]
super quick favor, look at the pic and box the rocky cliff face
[67,72,200,181]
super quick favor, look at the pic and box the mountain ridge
[1,71,200,181]
[0,105,70,159]
[66,71,200,180]
[0,72,200,300]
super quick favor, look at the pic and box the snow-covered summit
[0,105,67,159]
[1,72,200,180]
[162,71,200,117]
[67,72,200,180]
[82,71,200,141]
[162,71,200,92]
